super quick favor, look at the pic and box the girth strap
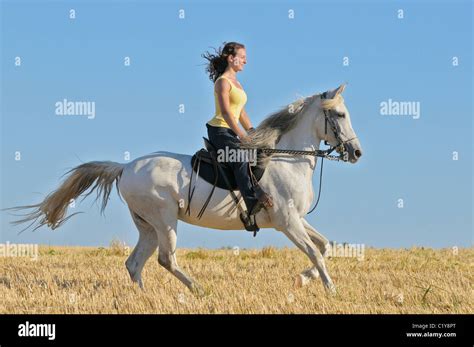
[196,151,219,219]
[185,153,200,216]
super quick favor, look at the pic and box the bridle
[305,91,357,214]
[320,91,358,160]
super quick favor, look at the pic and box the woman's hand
[237,132,246,141]
[239,134,251,144]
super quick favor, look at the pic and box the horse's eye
[337,112,345,118]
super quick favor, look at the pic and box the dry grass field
[0,244,472,314]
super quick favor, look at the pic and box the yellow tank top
[207,75,247,129]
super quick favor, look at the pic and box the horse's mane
[243,96,312,149]
[244,93,344,150]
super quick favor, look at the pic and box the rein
[255,147,341,161]
[247,147,331,215]
[241,146,338,215]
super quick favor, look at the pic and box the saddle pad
[190,154,266,190]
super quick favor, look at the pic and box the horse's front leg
[276,215,335,294]
[294,218,331,288]
[301,218,330,256]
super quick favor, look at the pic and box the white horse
[8,84,362,295]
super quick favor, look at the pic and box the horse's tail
[4,161,124,232]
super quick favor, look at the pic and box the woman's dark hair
[202,42,245,82]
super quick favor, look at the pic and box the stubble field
[1,245,472,314]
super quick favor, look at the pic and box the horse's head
[313,84,363,164]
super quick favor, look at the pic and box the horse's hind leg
[125,209,159,289]
[147,205,204,296]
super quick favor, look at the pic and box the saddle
[186,137,266,220]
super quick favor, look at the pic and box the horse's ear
[335,83,347,96]
[326,83,347,98]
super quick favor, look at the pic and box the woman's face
[229,48,247,72]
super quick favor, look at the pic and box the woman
[202,42,273,230]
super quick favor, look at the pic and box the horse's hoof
[190,284,207,298]
[325,282,337,296]
[294,274,309,289]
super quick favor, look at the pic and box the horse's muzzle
[344,143,363,163]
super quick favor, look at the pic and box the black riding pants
[206,123,258,213]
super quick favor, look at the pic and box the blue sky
[1,0,472,249]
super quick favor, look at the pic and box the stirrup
[239,212,259,237]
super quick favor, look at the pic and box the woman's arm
[239,107,254,131]
[215,78,247,139]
